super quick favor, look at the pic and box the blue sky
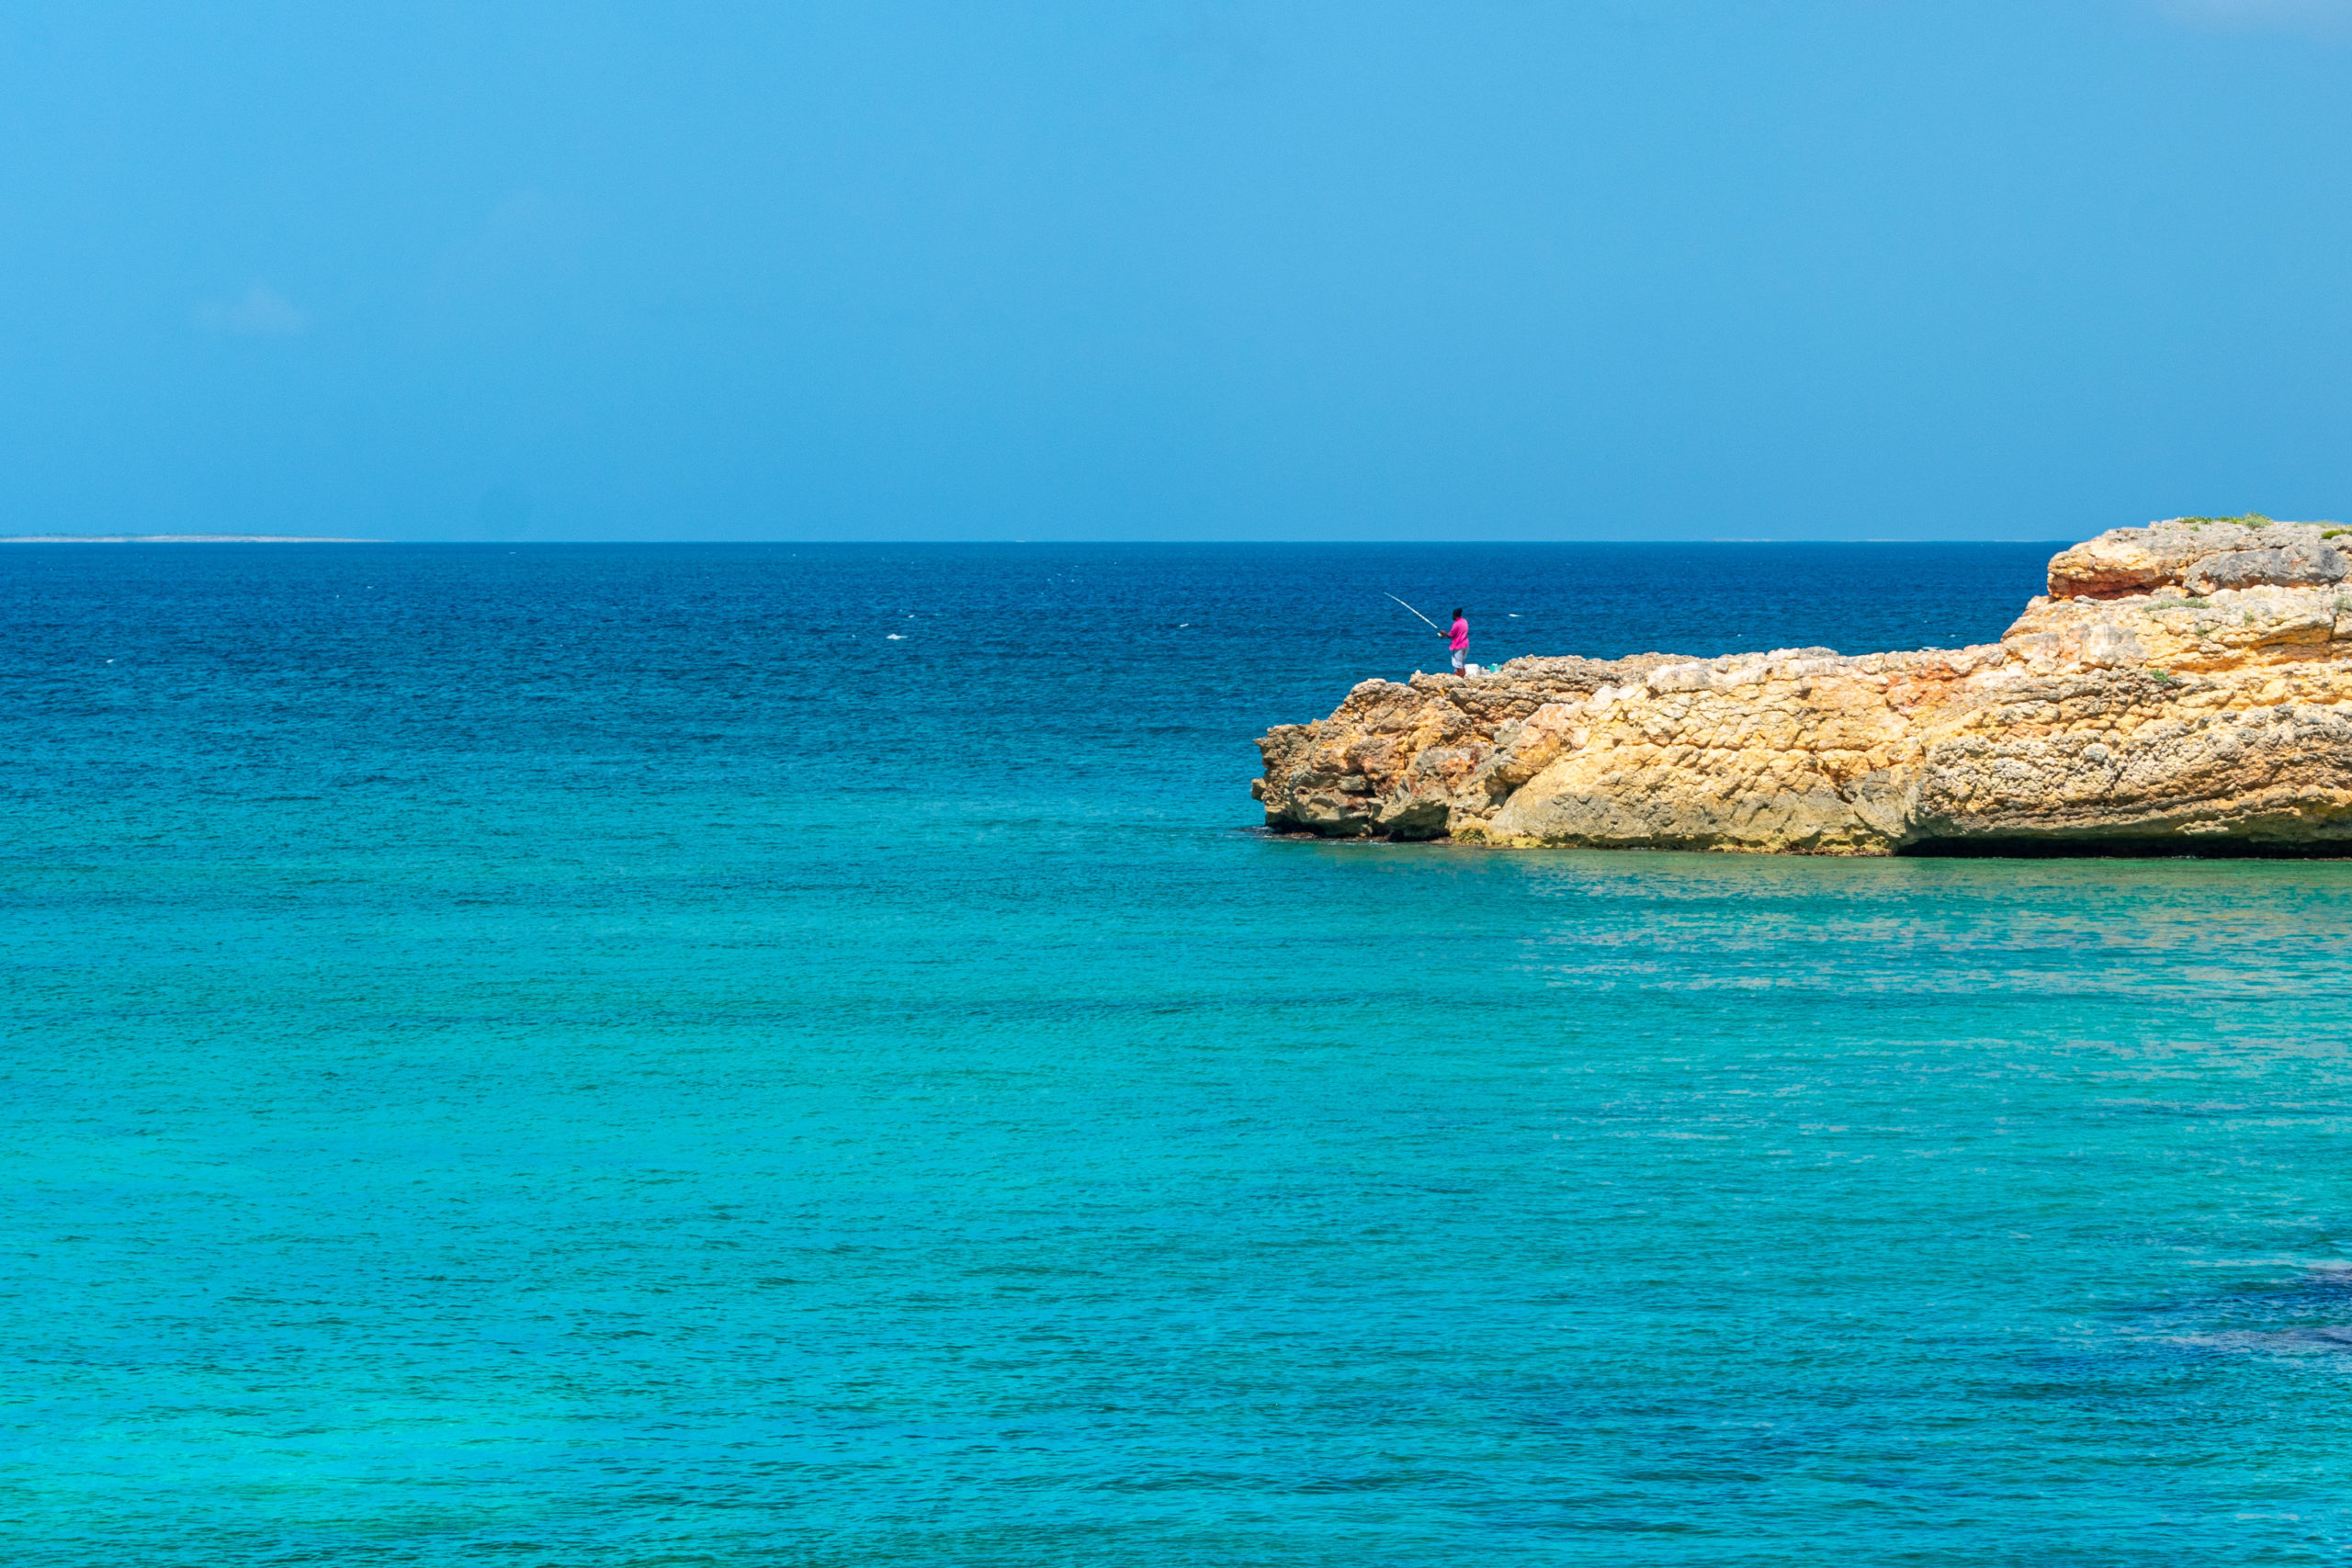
[4,1,2348,540]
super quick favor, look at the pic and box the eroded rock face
[2045,516,2349,599]
[1253,519,2352,854]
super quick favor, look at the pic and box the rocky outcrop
[1253,517,2352,854]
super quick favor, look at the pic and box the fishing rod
[1386,592,1449,639]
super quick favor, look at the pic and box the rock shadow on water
[1896,835,2352,860]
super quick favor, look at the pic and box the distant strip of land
[0,534,373,544]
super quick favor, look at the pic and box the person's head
[1452,608,1464,620]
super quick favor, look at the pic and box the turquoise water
[6,544,2352,1564]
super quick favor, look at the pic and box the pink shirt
[1448,617,1468,652]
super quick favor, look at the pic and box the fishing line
[1385,592,1447,637]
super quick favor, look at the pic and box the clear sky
[5,1,2348,541]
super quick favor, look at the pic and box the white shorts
[1450,649,1466,671]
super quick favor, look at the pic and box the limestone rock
[1254,519,2352,854]
[2045,516,2347,599]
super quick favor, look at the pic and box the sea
[6,542,2351,1566]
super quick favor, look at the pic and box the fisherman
[1382,592,1472,675]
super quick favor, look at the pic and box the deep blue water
[7,542,2352,1565]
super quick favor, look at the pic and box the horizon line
[3,535,2079,547]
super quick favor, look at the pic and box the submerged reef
[1254,518,2352,855]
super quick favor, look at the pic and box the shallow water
[6,543,2351,1564]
